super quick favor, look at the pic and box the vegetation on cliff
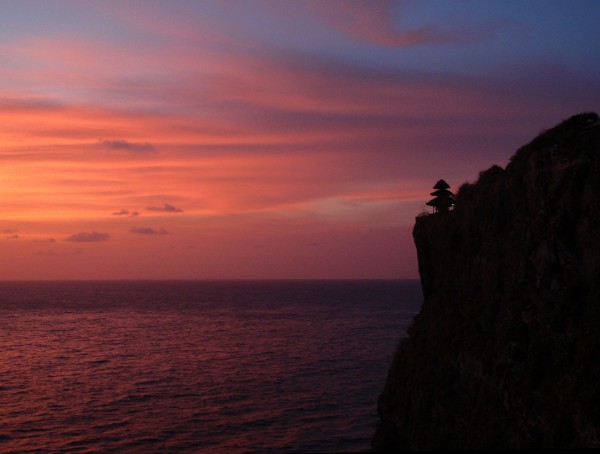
[373,112,600,449]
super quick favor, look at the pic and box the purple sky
[1,0,599,279]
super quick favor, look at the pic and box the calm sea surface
[0,280,422,453]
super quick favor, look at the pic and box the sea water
[0,280,422,453]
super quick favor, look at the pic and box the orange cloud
[2,2,596,279]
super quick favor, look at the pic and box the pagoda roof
[430,188,453,197]
[433,179,450,190]
[426,198,441,207]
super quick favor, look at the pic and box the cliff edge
[373,112,600,449]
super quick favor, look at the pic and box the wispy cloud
[146,203,183,213]
[65,231,110,242]
[0,0,598,280]
[3,229,19,239]
[35,248,82,257]
[98,139,156,152]
[113,209,139,216]
[129,226,169,235]
[0,96,63,112]
[305,0,493,47]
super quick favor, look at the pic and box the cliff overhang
[373,112,600,449]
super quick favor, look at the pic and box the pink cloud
[305,0,489,46]
[1,2,597,280]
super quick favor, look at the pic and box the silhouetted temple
[426,179,454,213]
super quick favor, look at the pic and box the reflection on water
[0,280,422,453]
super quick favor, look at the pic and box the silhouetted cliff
[373,112,600,450]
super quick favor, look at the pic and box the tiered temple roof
[426,179,454,212]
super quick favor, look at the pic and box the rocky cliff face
[373,112,600,450]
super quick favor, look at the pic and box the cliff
[373,112,600,449]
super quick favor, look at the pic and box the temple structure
[426,179,454,213]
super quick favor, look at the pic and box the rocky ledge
[373,112,600,449]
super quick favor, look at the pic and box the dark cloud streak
[65,231,110,242]
[146,203,183,213]
[113,209,139,216]
[98,139,156,152]
[129,227,169,235]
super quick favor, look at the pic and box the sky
[1,0,599,280]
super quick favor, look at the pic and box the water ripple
[0,280,421,453]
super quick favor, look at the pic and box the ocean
[0,280,422,453]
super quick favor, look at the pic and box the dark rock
[373,112,600,450]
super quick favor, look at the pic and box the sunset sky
[1,0,600,280]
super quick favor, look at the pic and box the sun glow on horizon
[1,1,599,279]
